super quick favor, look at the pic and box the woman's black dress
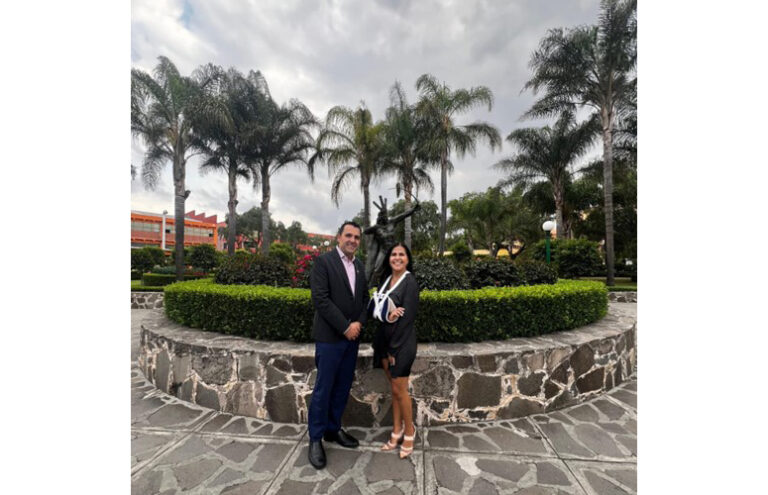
[372,274,419,378]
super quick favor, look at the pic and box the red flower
[297,268,304,273]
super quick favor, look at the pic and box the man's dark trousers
[308,339,359,440]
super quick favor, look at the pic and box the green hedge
[164,279,607,343]
[142,273,207,287]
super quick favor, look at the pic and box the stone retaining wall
[139,304,636,426]
[608,291,637,303]
[131,292,164,309]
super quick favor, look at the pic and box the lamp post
[161,210,168,250]
[542,220,555,264]
[323,240,330,252]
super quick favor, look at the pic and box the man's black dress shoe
[308,440,326,469]
[323,428,359,448]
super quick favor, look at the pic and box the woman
[371,242,419,459]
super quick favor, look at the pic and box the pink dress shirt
[336,246,356,296]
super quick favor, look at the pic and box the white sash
[371,271,410,322]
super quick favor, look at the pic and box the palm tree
[131,56,214,280]
[250,75,318,255]
[495,110,598,239]
[381,82,434,249]
[522,0,636,285]
[311,104,387,231]
[191,66,259,255]
[415,73,502,256]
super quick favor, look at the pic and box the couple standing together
[307,221,419,469]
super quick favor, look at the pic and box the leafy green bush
[164,279,607,342]
[142,273,207,287]
[189,244,219,272]
[529,239,604,279]
[516,260,558,285]
[448,240,472,264]
[268,242,295,265]
[292,252,319,288]
[131,249,154,273]
[150,265,179,275]
[465,259,523,288]
[412,258,468,290]
[131,270,142,280]
[142,246,167,267]
[616,259,637,281]
[214,252,291,286]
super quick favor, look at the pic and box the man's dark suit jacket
[310,250,369,343]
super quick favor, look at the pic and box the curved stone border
[131,292,164,309]
[139,304,636,426]
[608,291,637,303]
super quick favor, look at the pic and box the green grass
[575,277,636,291]
[131,279,165,291]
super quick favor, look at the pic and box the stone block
[355,368,389,395]
[171,355,190,385]
[544,380,561,399]
[225,382,260,417]
[192,353,234,385]
[546,347,571,370]
[196,383,221,410]
[291,355,315,374]
[451,355,473,369]
[546,390,575,411]
[266,366,288,387]
[497,397,544,419]
[410,357,429,374]
[477,354,497,372]
[517,372,545,397]
[341,394,375,427]
[570,344,594,378]
[155,349,171,393]
[271,357,292,373]
[456,373,501,409]
[265,385,298,423]
[411,366,455,398]
[180,379,195,401]
[576,367,605,394]
[237,354,260,381]
[550,361,569,385]
[523,352,545,371]
[503,358,519,374]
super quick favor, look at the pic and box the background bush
[188,244,219,272]
[292,252,319,288]
[268,242,295,266]
[516,260,558,285]
[448,239,472,264]
[465,259,523,289]
[131,269,142,280]
[165,279,607,343]
[142,246,167,267]
[528,239,604,278]
[412,258,468,290]
[131,249,154,273]
[214,251,291,286]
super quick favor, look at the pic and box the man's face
[337,225,361,258]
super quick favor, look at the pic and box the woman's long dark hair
[378,242,414,287]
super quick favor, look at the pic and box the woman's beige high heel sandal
[381,423,405,451]
[399,427,416,459]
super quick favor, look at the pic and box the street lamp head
[542,220,555,232]
[323,240,330,247]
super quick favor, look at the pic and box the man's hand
[344,321,362,340]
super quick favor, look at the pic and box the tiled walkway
[132,310,637,495]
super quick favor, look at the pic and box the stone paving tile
[605,387,637,412]
[132,394,214,432]
[565,460,636,495]
[131,431,180,471]
[531,396,636,462]
[424,451,585,494]
[423,419,555,458]
[132,433,298,495]
[266,443,424,495]
[198,412,307,439]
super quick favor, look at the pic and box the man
[307,221,369,469]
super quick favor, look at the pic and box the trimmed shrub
[142,273,207,287]
[131,270,142,280]
[448,240,472,264]
[413,258,468,290]
[143,246,167,267]
[529,239,604,279]
[616,259,637,282]
[151,265,180,275]
[164,279,607,343]
[268,242,295,266]
[214,252,291,286]
[465,259,523,288]
[516,260,558,285]
[131,249,154,273]
[189,244,219,272]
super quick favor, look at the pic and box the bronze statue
[364,196,420,288]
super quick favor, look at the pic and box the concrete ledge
[139,303,636,426]
[131,292,164,309]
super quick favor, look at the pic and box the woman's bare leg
[393,377,414,437]
[383,359,402,434]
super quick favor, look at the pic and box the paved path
[132,310,637,495]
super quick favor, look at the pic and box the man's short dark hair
[337,221,362,236]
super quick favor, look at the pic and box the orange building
[131,210,218,249]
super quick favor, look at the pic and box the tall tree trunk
[227,160,238,256]
[173,153,187,281]
[438,151,448,256]
[404,179,413,250]
[261,164,271,256]
[362,173,371,260]
[554,183,565,240]
[601,108,615,286]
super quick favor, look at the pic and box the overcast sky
[131,0,603,234]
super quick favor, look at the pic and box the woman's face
[389,245,408,273]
